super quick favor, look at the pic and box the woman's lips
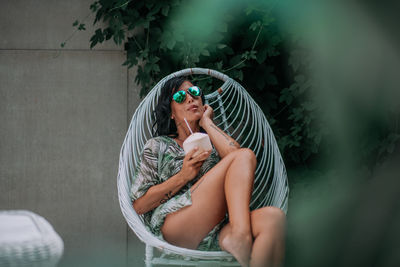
[187,105,199,111]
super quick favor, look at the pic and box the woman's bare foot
[220,229,252,267]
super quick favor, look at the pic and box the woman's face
[170,81,204,124]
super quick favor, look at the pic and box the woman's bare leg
[218,149,256,267]
[161,148,256,266]
[251,207,286,267]
[219,207,286,267]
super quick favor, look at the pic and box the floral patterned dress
[130,135,227,251]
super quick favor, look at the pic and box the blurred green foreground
[84,0,400,266]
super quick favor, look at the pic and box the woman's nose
[186,93,194,103]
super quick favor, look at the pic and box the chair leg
[145,244,154,267]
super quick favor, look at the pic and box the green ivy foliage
[77,0,325,166]
[75,0,397,167]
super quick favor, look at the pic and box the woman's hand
[199,104,213,128]
[133,146,210,214]
[180,147,210,182]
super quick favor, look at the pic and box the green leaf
[224,46,234,55]
[262,15,275,26]
[201,49,210,56]
[249,22,258,31]
[166,38,176,50]
[249,50,257,59]
[90,2,99,12]
[152,56,160,63]
[145,2,154,9]
[236,70,243,81]
[90,28,104,49]
[162,5,170,16]
[302,102,316,111]
[153,64,160,72]
[249,21,261,31]
[245,6,254,15]
[229,54,242,66]
[78,24,86,31]
[255,48,267,64]
[93,9,103,25]
[160,30,179,50]
[289,83,298,93]
[279,88,293,104]
[113,29,125,45]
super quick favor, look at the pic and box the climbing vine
[63,0,398,167]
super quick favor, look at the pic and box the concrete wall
[0,1,144,266]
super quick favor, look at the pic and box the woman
[131,77,286,267]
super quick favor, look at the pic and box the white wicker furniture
[0,210,64,267]
[117,68,289,266]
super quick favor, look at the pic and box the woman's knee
[260,206,286,223]
[233,148,257,167]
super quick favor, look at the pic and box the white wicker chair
[117,68,289,267]
[0,210,64,267]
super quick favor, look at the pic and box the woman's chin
[184,113,202,122]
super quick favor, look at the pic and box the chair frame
[117,68,289,267]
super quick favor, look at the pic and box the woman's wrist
[176,171,190,184]
[200,117,213,129]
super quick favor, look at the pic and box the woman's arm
[200,105,240,158]
[133,172,187,214]
[133,148,210,215]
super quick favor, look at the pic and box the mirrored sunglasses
[172,86,202,103]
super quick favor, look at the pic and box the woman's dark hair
[152,76,205,137]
